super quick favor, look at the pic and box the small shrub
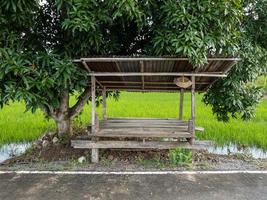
[169,148,192,165]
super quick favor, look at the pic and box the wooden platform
[72,118,201,151]
[92,118,193,139]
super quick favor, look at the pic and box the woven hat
[174,76,192,88]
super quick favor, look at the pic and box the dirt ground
[1,142,267,171]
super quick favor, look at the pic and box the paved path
[0,172,267,200]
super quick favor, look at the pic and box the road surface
[0,172,266,200]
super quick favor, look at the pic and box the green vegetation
[169,148,192,165]
[1,0,267,140]
[257,76,267,91]
[0,92,266,149]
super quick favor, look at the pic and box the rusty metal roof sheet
[74,57,240,92]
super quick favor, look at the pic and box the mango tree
[0,0,266,140]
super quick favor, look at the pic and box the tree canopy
[0,0,266,137]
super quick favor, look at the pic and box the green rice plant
[0,92,266,150]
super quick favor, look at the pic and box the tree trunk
[56,117,72,139]
[44,88,91,141]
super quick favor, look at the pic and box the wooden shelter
[71,57,240,163]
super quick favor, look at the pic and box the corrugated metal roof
[74,57,240,92]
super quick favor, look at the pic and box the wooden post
[189,76,196,144]
[91,75,99,163]
[179,89,184,120]
[91,75,96,134]
[102,87,107,120]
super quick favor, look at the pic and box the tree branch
[42,104,57,118]
[69,86,91,119]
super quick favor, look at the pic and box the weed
[100,156,114,167]
[168,148,192,165]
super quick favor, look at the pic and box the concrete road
[0,172,266,200]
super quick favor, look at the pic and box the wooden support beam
[105,85,185,89]
[179,89,184,120]
[106,118,188,121]
[71,140,211,150]
[100,81,210,85]
[140,61,145,90]
[189,76,196,144]
[91,76,96,134]
[91,75,99,163]
[91,149,99,163]
[81,60,104,88]
[102,87,107,120]
[105,88,204,93]
[89,72,227,77]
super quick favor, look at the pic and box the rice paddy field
[0,92,267,149]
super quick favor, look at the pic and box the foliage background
[0,0,267,135]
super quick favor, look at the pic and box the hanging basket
[174,76,192,88]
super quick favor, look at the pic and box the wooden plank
[102,120,188,123]
[100,81,210,85]
[100,122,188,126]
[179,89,184,120]
[107,118,188,122]
[94,129,192,138]
[101,121,188,124]
[106,88,197,93]
[89,72,227,77]
[195,127,204,132]
[100,124,188,129]
[98,128,191,133]
[71,140,210,150]
[105,85,182,89]
[102,122,188,126]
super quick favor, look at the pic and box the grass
[0,92,267,149]
[257,76,267,91]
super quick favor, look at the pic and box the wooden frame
[88,72,226,77]
[91,75,99,163]
[179,89,184,120]
[189,76,196,144]
[71,57,239,163]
